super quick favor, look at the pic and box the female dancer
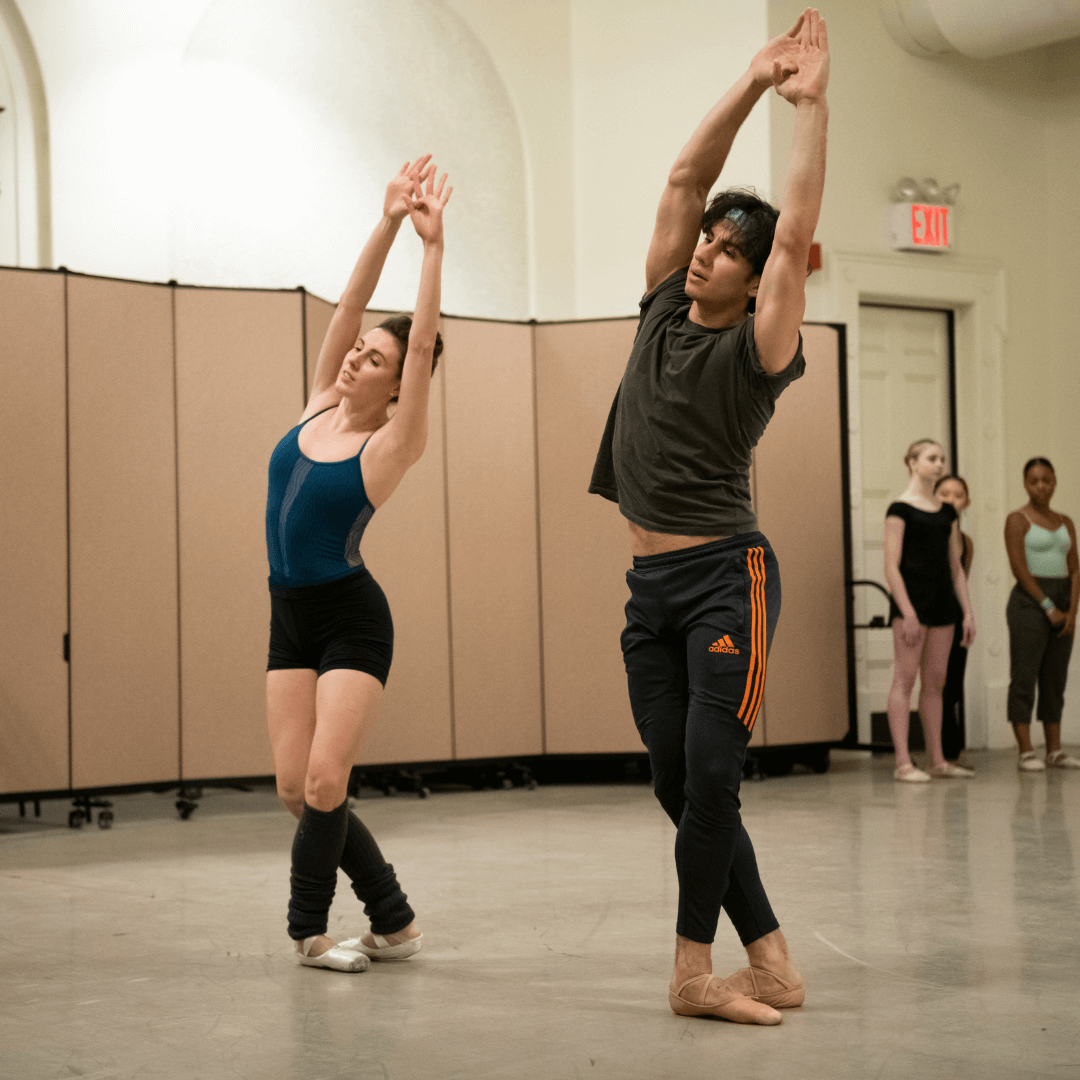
[936,475,974,767]
[883,440,975,782]
[265,157,451,970]
[1004,458,1080,771]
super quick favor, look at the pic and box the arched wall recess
[0,0,51,267]
[172,0,529,319]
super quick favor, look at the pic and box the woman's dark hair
[378,314,443,379]
[700,188,780,313]
[1023,456,1055,478]
[935,474,969,497]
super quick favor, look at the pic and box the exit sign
[886,203,952,251]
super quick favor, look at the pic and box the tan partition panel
[175,288,303,780]
[535,319,643,755]
[303,292,336,399]
[0,270,70,794]
[442,319,542,759]
[755,324,848,745]
[67,275,179,788]
[359,316,453,766]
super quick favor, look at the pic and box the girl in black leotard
[266,157,452,971]
[883,440,975,782]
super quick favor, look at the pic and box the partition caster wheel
[176,799,198,820]
[69,809,86,829]
[97,810,114,829]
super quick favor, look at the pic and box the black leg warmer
[339,810,415,936]
[288,800,349,941]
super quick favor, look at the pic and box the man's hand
[775,8,829,106]
[384,155,432,222]
[750,9,805,90]
[409,165,452,245]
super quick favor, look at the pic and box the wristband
[1041,597,1056,613]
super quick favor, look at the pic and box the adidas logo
[709,635,740,654]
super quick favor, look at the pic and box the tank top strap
[300,403,338,429]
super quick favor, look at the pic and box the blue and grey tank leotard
[265,407,375,589]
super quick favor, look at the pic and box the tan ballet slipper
[728,965,805,1009]
[668,973,782,1025]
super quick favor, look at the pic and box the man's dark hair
[378,315,444,384]
[700,188,780,313]
[1023,456,1055,478]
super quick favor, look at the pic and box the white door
[854,305,952,744]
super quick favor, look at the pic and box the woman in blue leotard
[265,157,451,971]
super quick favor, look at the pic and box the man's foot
[1018,751,1046,772]
[669,974,782,1025]
[1046,750,1080,769]
[724,964,805,1008]
[295,935,369,972]
[338,923,423,960]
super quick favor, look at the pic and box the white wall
[20,0,530,318]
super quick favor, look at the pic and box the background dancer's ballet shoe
[338,932,423,960]
[1018,752,1046,772]
[894,763,931,783]
[728,966,805,1009]
[930,762,974,778]
[1046,750,1080,769]
[668,974,782,1025]
[296,936,369,972]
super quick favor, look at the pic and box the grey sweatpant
[1007,578,1074,726]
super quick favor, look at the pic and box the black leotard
[886,500,962,627]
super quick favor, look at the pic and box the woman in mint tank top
[1004,458,1080,771]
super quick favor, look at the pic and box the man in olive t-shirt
[588,9,829,1025]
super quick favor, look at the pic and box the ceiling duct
[881,0,1080,59]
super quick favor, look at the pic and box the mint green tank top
[1024,515,1071,578]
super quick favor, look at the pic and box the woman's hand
[961,613,976,649]
[384,155,432,222]
[775,8,829,106]
[901,613,921,647]
[409,166,452,246]
[1049,605,1068,629]
[750,9,805,89]
[1061,613,1076,638]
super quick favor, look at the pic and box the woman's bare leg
[888,622,926,769]
[918,625,954,770]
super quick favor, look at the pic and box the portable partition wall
[0,267,849,800]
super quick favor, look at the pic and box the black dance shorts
[267,566,393,685]
[889,571,962,628]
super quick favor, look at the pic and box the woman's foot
[295,935,369,972]
[1018,751,1046,772]
[929,761,974,778]
[1046,750,1080,769]
[668,973,782,1025]
[339,922,423,960]
[894,763,931,782]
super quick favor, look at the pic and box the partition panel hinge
[63,634,70,663]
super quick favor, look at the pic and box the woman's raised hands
[384,155,432,222]
[773,8,829,106]
[408,165,452,246]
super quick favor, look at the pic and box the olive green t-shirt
[589,266,805,535]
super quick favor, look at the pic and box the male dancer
[589,10,829,1024]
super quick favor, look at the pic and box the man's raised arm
[753,9,829,374]
[645,12,806,293]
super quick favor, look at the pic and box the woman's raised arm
[381,167,452,464]
[306,156,431,410]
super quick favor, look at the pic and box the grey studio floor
[2,749,1078,1080]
